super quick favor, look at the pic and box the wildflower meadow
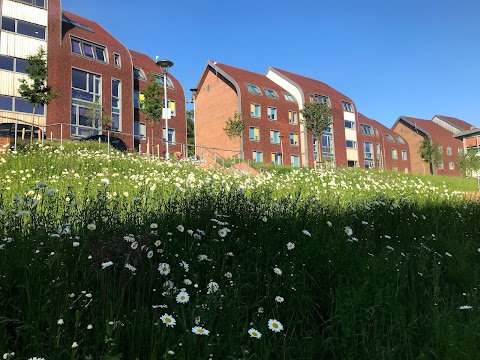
[1,142,479,359]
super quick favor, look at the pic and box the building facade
[392,116,469,176]
[0,0,186,155]
[357,113,411,172]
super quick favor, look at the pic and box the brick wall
[393,121,429,174]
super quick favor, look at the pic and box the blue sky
[63,0,480,128]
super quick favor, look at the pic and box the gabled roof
[269,67,355,104]
[434,115,474,132]
[395,116,462,145]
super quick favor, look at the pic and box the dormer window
[155,74,174,89]
[360,124,374,135]
[310,94,330,106]
[133,67,146,80]
[264,88,278,99]
[246,84,262,95]
[71,37,107,63]
[284,92,296,102]
[342,101,354,112]
[385,134,394,142]
[395,135,405,144]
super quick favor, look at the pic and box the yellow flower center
[198,329,204,333]
[273,323,279,328]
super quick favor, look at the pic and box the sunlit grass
[0,143,479,359]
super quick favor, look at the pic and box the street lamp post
[156,59,174,160]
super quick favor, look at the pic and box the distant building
[0,0,185,154]
[392,116,471,176]
[357,113,410,173]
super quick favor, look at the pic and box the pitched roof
[434,115,474,132]
[399,116,462,146]
[270,67,354,104]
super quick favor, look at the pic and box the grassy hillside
[0,143,479,359]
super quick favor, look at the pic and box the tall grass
[0,143,479,359]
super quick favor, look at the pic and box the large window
[15,0,47,9]
[133,67,146,81]
[246,84,262,95]
[363,141,373,168]
[320,127,334,161]
[133,91,144,109]
[290,132,299,146]
[310,94,330,105]
[1,16,46,40]
[267,107,277,120]
[0,55,28,73]
[111,79,121,131]
[250,103,260,118]
[163,128,175,143]
[253,150,263,162]
[360,124,374,135]
[249,127,259,141]
[264,88,278,99]
[342,101,354,112]
[71,68,102,137]
[0,95,44,114]
[71,37,107,63]
[288,111,297,125]
[270,130,280,144]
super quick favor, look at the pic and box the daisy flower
[101,261,113,269]
[131,242,138,250]
[267,319,284,332]
[344,226,353,236]
[150,223,158,229]
[192,326,209,336]
[158,263,171,275]
[147,250,154,259]
[207,281,219,294]
[286,242,295,250]
[273,267,282,275]
[275,296,284,303]
[248,328,262,339]
[87,223,96,231]
[176,225,185,232]
[176,291,189,304]
[459,305,473,310]
[160,313,176,327]
[218,228,228,238]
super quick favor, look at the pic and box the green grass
[0,143,479,359]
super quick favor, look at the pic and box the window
[438,162,444,170]
[360,124,374,135]
[447,146,452,155]
[395,136,405,144]
[270,130,280,144]
[111,79,121,131]
[344,120,355,129]
[134,122,146,139]
[249,127,260,141]
[163,128,175,143]
[401,150,407,161]
[70,37,107,63]
[437,146,443,153]
[15,0,47,8]
[246,84,262,95]
[345,140,357,148]
[133,67,146,80]
[458,147,463,155]
[320,127,334,161]
[133,91,144,109]
[290,133,299,146]
[264,88,278,99]
[1,16,46,39]
[310,94,330,105]
[284,92,295,102]
[71,68,102,137]
[267,107,277,120]
[288,111,298,125]
[162,99,176,117]
[271,153,282,165]
[0,55,28,73]
[392,148,398,159]
[392,165,398,172]
[155,74,174,89]
[291,155,299,167]
[0,95,44,114]
[342,101,354,112]
[449,161,454,170]
[114,53,121,68]
[250,103,260,118]
[363,141,373,160]
[385,134,394,142]
[253,150,263,162]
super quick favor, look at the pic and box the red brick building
[392,116,470,176]
[1,0,185,155]
[194,61,303,166]
[357,113,411,172]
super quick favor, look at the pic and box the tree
[18,46,59,142]
[418,136,443,174]
[139,74,163,155]
[458,153,480,177]
[85,99,114,135]
[300,102,332,166]
[223,111,245,157]
[186,109,195,157]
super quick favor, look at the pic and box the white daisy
[248,328,262,339]
[176,225,184,232]
[267,319,284,332]
[192,326,209,335]
[273,267,282,275]
[158,263,171,275]
[344,226,353,236]
[275,296,284,303]
[286,242,295,250]
[176,291,189,304]
[87,223,96,231]
[160,313,176,327]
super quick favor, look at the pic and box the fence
[0,116,244,167]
